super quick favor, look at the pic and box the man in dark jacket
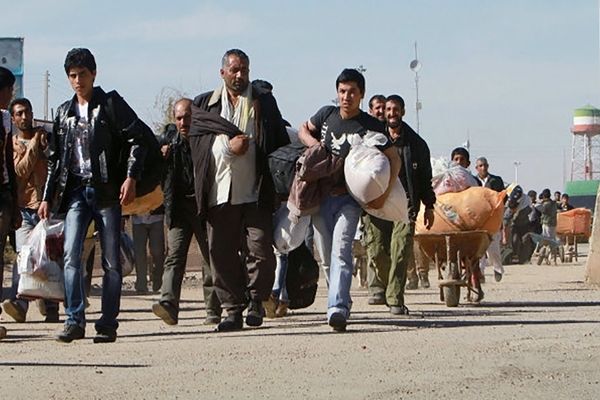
[364,94,435,315]
[0,66,20,340]
[39,48,154,343]
[152,98,221,325]
[475,156,505,282]
[189,49,289,332]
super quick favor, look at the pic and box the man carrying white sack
[297,69,400,332]
[364,94,436,315]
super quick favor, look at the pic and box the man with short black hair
[559,193,574,212]
[298,70,400,331]
[2,98,60,323]
[0,66,20,340]
[368,94,386,122]
[39,48,155,343]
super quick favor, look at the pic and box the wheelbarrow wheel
[443,262,460,307]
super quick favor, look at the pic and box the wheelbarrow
[414,230,491,307]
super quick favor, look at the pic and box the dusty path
[1,255,599,399]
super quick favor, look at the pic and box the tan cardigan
[12,133,48,209]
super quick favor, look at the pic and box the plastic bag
[344,131,391,203]
[431,160,479,195]
[121,232,135,277]
[17,219,65,301]
[273,206,311,254]
[17,219,64,279]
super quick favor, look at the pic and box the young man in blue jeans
[39,48,154,343]
[297,69,400,332]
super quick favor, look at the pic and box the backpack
[268,141,306,196]
[105,92,164,197]
[286,242,319,309]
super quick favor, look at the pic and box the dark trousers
[206,202,275,313]
[160,198,221,316]
[132,220,165,292]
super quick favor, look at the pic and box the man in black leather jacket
[39,48,153,343]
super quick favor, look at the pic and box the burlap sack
[416,186,506,234]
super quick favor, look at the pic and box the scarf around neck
[220,82,254,135]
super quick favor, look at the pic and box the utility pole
[356,64,367,109]
[410,42,422,133]
[43,70,50,120]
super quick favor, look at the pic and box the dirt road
[1,254,599,399]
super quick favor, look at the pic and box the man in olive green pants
[366,215,414,311]
[365,95,435,316]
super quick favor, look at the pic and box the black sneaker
[215,313,243,332]
[93,328,117,343]
[328,312,347,332]
[245,300,265,327]
[152,301,178,325]
[57,325,85,343]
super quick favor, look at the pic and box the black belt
[76,176,93,186]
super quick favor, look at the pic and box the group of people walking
[2,46,560,343]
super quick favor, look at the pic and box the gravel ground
[1,251,599,399]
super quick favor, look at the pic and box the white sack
[344,132,390,204]
[273,206,311,254]
[364,178,410,223]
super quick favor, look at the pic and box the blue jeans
[63,186,122,331]
[312,194,362,321]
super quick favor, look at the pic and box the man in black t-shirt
[297,69,400,332]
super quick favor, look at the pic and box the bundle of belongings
[416,158,506,235]
[431,157,479,195]
[343,131,409,223]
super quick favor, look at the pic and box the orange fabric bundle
[122,185,164,216]
[416,186,506,234]
[556,208,592,237]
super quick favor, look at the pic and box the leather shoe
[93,328,117,343]
[328,312,347,332]
[367,294,386,305]
[245,300,265,327]
[152,301,178,325]
[215,313,243,332]
[57,325,85,343]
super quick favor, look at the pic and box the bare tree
[150,87,187,134]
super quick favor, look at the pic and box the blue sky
[3,0,599,193]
